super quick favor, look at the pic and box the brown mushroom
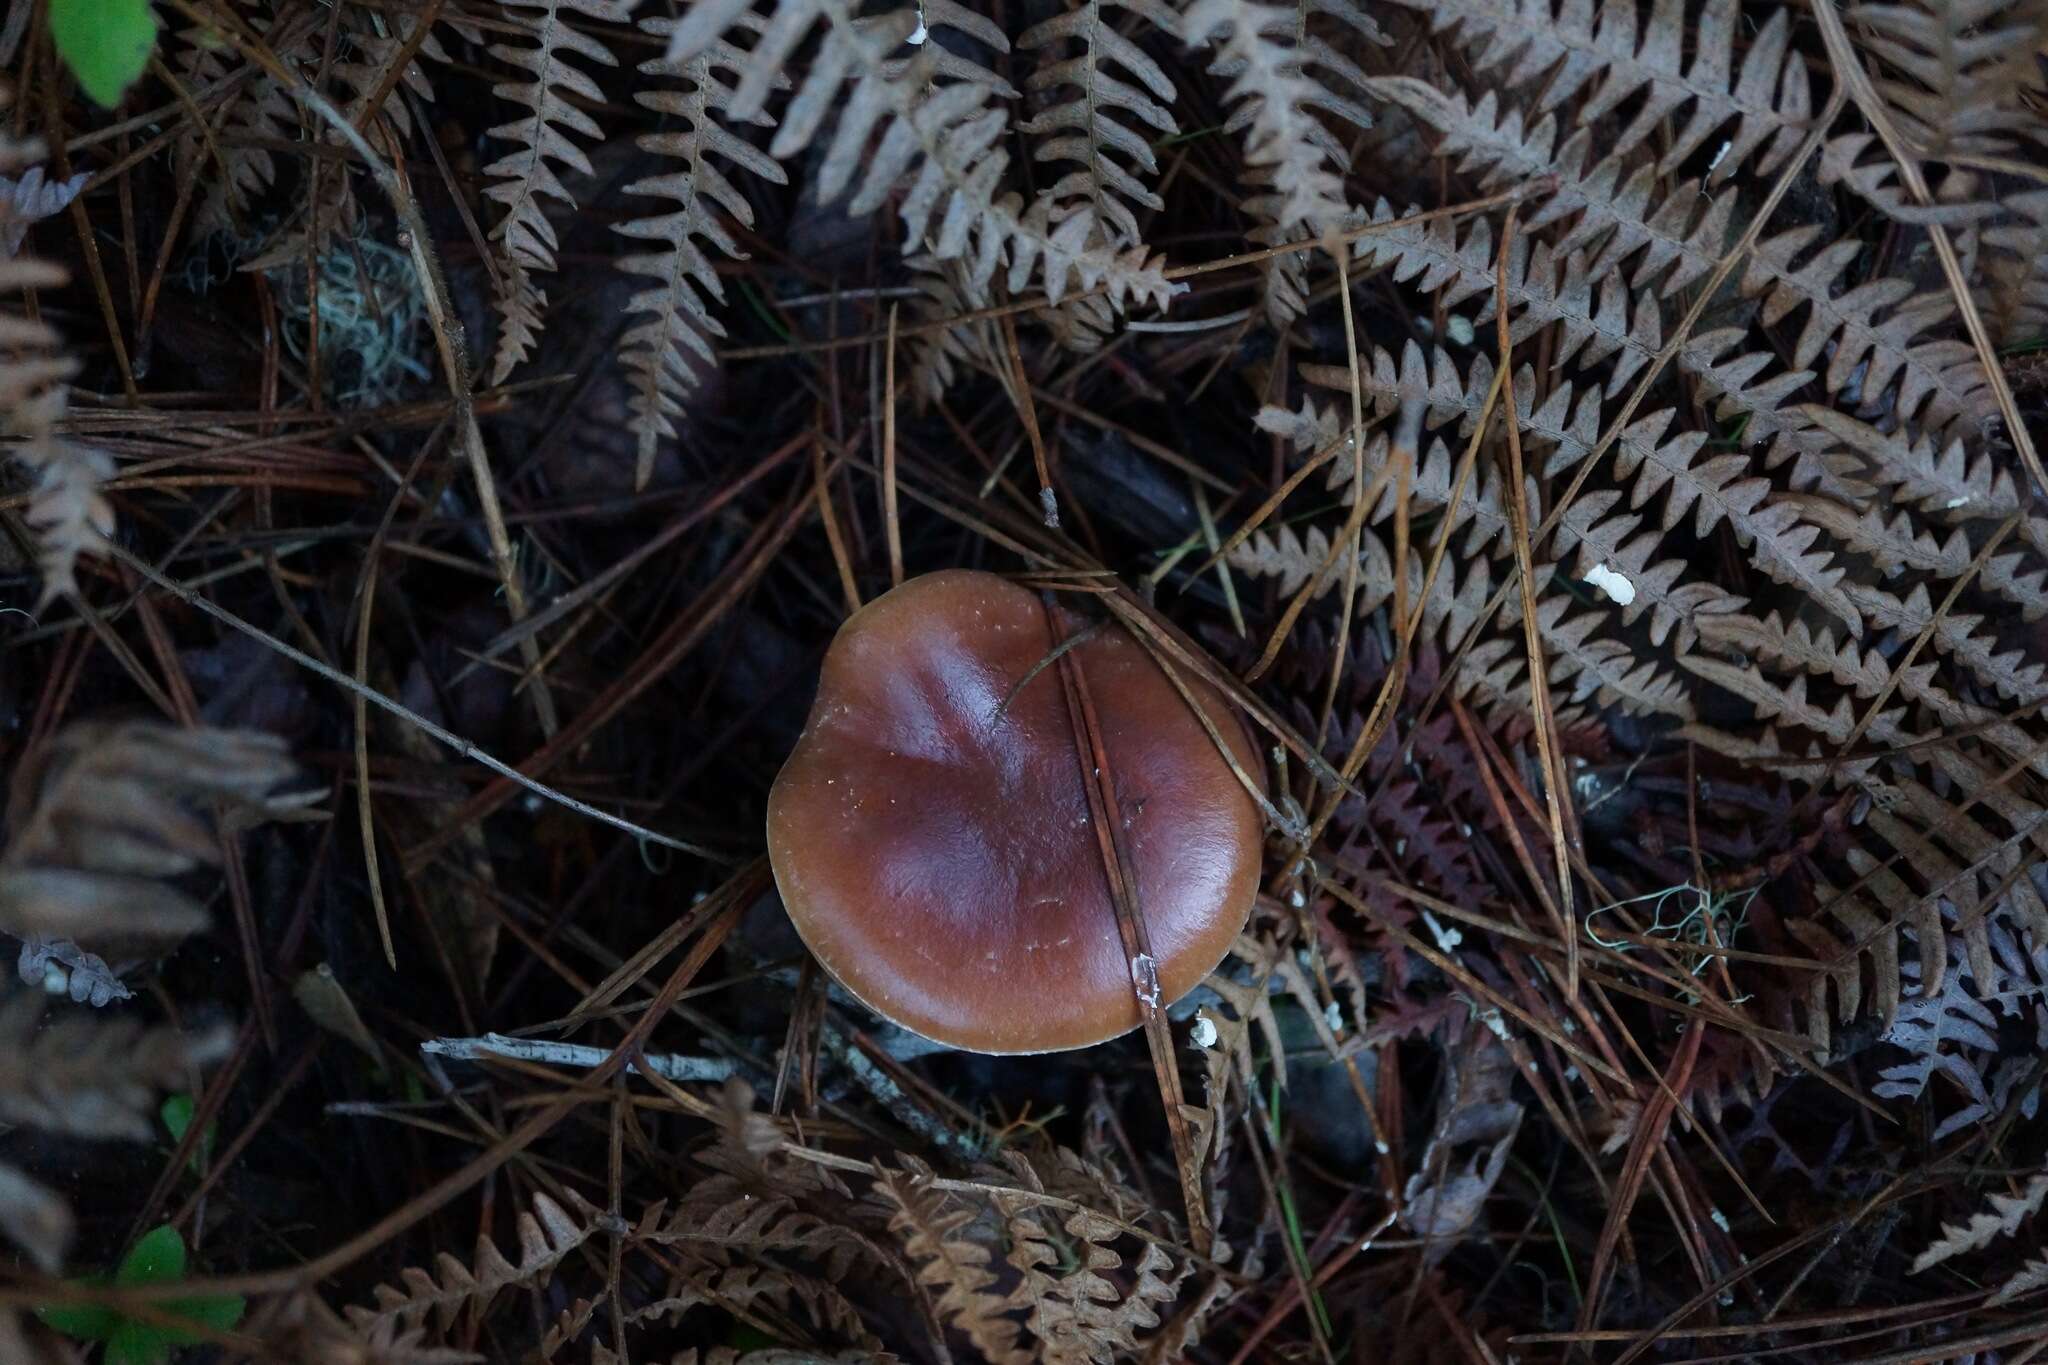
[766,569,1265,1054]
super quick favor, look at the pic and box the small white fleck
[906,8,929,43]
[1460,823,1473,837]
[1374,1139,1390,1155]
[1446,314,1475,346]
[1945,495,1972,510]
[1564,1065,1581,1083]
[1395,837,1407,857]
[1707,139,1732,172]
[1710,1207,1730,1232]
[1421,908,1463,952]
[40,963,68,995]
[1324,1001,1344,1036]
[1190,1014,1219,1048]
[1287,886,1306,908]
[1585,562,1637,606]
[1039,486,1060,528]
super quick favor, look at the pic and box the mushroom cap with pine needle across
[766,569,1266,1054]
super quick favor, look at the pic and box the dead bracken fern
[0,719,303,1285]
[614,14,787,489]
[346,1192,604,1337]
[15,0,2048,1360]
[664,0,1176,314]
[0,720,313,956]
[484,0,637,382]
[0,113,109,605]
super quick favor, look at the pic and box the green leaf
[106,1320,174,1365]
[49,0,159,109]
[115,1225,185,1284]
[33,1298,119,1341]
[33,1225,244,1359]
[159,1095,194,1145]
[161,1093,215,1175]
[171,1292,246,1333]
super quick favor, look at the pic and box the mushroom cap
[766,569,1264,1054]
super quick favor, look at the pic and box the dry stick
[1807,0,2048,504]
[107,542,727,861]
[1002,309,1059,527]
[723,185,1547,360]
[85,897,747,1308]
[1491,200,1579,1003]
[882,304,905,588]
[1578,1021,1703,1337]
[166,0,561,740]
[1283,335,1511,898]
[1316,242,1377,753]
[1026,383,1233,493]
[813,434,863,615]
[351,441,438,970]
[1323,880,1624,1085]
[348,0,446,139]
[458,431,811,672]
[1044,598,1211,1256]
[1411,89,1848,735]
[404,485,814,868]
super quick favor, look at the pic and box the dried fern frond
[483,0,636,382]
[997,1184,1183,1362]
[327,7,463,142]
[169,8,300,235]
[1847,581,2047,702]
[0,991,231,1143]
[0,989,230,1270]
[0,720,312,951]
[903,253,998,410]
[1184,0,1383,233]
[1551,490,1747,651]
[668,0,1174,314]
[1509,592,1697,719]
[1020,0,1181,250]
[1994,1256,2048,1305]
[1872,938,2005,1140]
[614,14,788,489]
[871,1158,1023,1362]
[1845,0,2048,161]
[1361,76,1733,290]
[1185,0,1384,322]
[347,1192,602,1337]
[1305,345,1861,632]
[1341,199,1832,474]
[1594,409,1862,636]
[246,1291,482,1365]
[1983,189,2048,349]
[1379,0,1813,185]
[0,130,109,603]
[1370,69,1999,445]
[1742,226,1996,442]
[1254,395,1526,558]
[1793,403,2020,521]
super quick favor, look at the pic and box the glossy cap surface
[766,570,1264,1053]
